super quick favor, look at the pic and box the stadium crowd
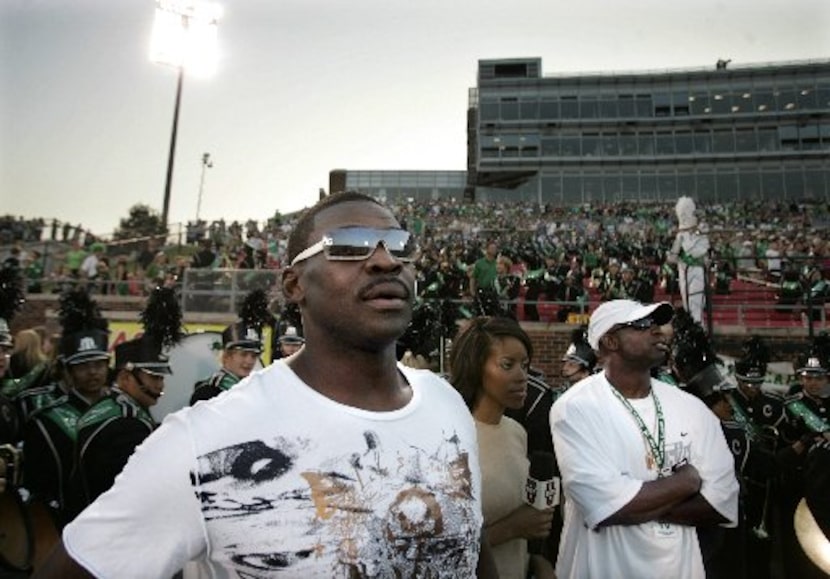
[4,200,830,317]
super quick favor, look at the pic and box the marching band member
[191,289,271,404]
[22,288,109,526]
[777,344,830,578]
[69,286,183,515]
[668,197,710,324]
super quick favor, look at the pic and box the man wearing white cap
[551,299,738,579]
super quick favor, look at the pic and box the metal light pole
[150,0,221,232]
[196,152,213,221]
[162,65,184,231]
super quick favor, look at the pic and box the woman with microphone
[450,316,555,579]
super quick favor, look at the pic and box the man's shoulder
[653,380,720,426]
[760,389,786,403]
[209,369,240,389]
[186,361,291,414]
[564,373,603,394]
[784,391,819,412]
[552,373,604,413]
[77,395,131,430]
[190,383,221,404]
[86,387,156,418]
[400,366,472,415]
[402,366,459,396]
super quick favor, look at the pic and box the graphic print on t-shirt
[664,437,692,471]
[191,429,479,577]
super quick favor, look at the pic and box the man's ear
[282,266,303,304]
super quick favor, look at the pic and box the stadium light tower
[150,0,222,231]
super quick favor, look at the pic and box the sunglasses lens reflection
[326,228,418,262]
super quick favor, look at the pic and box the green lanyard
[610,384,666,474]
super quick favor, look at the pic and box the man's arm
[32,542,93,579]
[660,493,729,526]
[600,464,701,527]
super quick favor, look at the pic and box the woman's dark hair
[449,316,533,410]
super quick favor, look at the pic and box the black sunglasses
[615,316,659,332]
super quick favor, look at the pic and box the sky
[2,0,829,237]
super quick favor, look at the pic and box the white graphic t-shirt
[64,362,483,578]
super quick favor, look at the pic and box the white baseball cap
[587,300,674,350]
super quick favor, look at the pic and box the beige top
[476,416,530,579]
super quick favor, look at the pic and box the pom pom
[397,299,458,362]
[672,309,719,379]
[570,326,590,347]
[742,335,770,367]
[671,309,732,400]
[58,287,108,334]
[140,286,184,349]
[238,289,273,332]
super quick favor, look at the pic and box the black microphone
[525,451,558,510]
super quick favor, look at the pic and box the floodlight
[150,0,222,230]
[150,0,222,78]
